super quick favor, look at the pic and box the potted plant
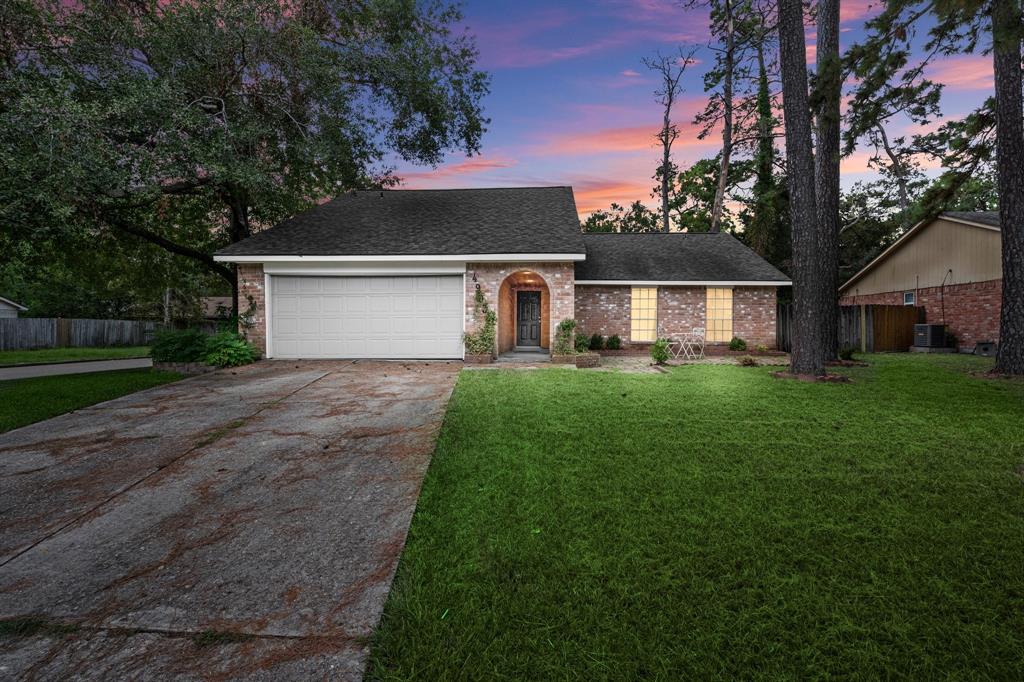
[464,287,496,363]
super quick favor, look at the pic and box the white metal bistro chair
[657,323,685,359]
[681,327,706,360]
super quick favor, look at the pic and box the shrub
[151,328,209,363]
[553,319,576,355]
[839,346,856,361]
[606,334,622,350]
[204,331,259,368]
[589,333,604,351]
[754,344,768,354]
[737,355,760,367]
[650,339,670,365]
[463,288,496,356]
[575,332,591,353]
[729,336,747,352]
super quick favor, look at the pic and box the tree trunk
[660,113,673,233]
[992,0,1024,375]
[814,0,841,361]
[226,193,252,319]
[710,0,735,234]
[778,0,826,375]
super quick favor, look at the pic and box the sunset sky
[395,0,994,216]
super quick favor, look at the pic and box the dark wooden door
[517,291,541,346]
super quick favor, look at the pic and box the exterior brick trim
[236,264,266,356]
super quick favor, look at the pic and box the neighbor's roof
[215,187,585,258]
[0,296,27,311]
[575,233,790,283]
[840,211,1001,292]
[941,211,1000,228]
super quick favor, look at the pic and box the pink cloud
[927,55,993,92]
[571,178,657,214]
[529,120,715,157]
[840,0,882,24]
[400,155,517,186]
[621,69,642,77]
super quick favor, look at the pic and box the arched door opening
[497,271,551,354]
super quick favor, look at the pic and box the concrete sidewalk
[0,358,153,381]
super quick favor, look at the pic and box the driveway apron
[0,360,460,680]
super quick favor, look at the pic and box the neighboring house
[840,211,1002,350]
[201,296,233,320]
[0,296,27,319]
[214,187,790,359]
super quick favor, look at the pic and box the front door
[516,291,541,347]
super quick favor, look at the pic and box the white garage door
[270,276,463,359]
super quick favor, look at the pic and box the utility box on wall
[914,324,947,348]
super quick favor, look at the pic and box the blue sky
[396,0,993,215]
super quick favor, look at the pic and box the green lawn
[0,346,151,367]
[0,369,180,433]
[370,354,1024,679]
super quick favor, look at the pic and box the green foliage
[553,319,577,355]
[575,332,591,353]
[606,334,622,350]
[151,328,209,363]
[729,337,747,351]
[737,355,760,367]
[463,288,496,356]
[839,346,857,361]
[580,201,660,233]
[588,333,605,351]
[650,338,670,364]
[1,0,489,313]
[204,332,258,368]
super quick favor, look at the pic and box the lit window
[904,291,916,305]
[706,287,733,342]
[630,287,658,342]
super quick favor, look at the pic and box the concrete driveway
[0,360,460,680]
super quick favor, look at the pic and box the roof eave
[214,252,588,263]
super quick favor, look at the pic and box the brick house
[839,212,1003,351]
[215,187,790,359]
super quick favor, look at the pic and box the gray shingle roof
[941,211,1000,228]
[575,233,790,282]
[215,187,585,257]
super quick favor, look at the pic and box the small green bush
[204,331,259,368]
[729,337,747,352]
[737,355,760,367]
[575,332,591,353]
[650,339,670,365]
[589,333,604,351]
[554,319,576,355]
[606,334,622,350]
[754,344,768,354]
[151,328,209,363]
[839,346,856,361]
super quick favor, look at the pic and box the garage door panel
[271,275,463,359]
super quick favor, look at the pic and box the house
[214,187,790,359]
[840,211,1003,350]
[0,296,27,319]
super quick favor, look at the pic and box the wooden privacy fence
[776,304,924,353]
[0,318,158,351]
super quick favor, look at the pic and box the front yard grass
[370,354,1024,679]
[0,346,151,366]
[0,369,180,433]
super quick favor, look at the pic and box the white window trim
[630,286,659,343]
[904,291,916,305]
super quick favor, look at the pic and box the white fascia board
[0,296,27,311]
[574,280,793,287]
[263,261,466,276]
[214,253,587,263]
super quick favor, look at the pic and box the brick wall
[575,284,779,348]
[574,286,630,340]
[467,263,575,352]
[841,279,1001,349]
[733,287,777,348]
[236,263,266,355]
